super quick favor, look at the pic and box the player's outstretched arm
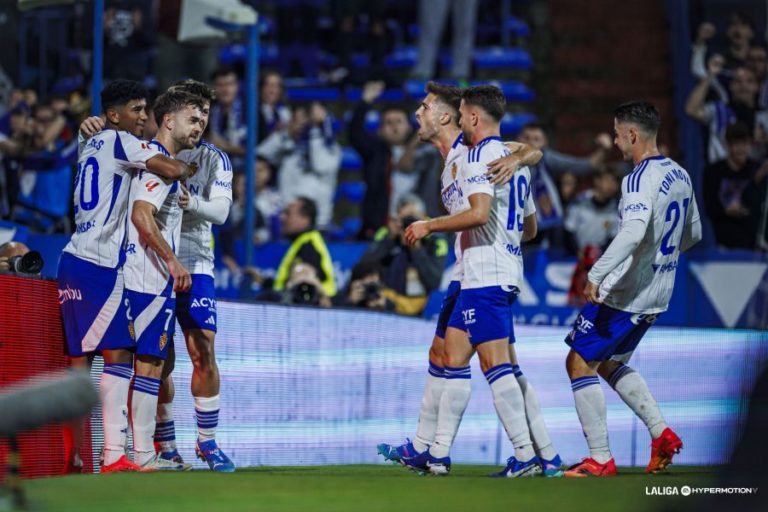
[131,200,191,292]
[404,193,491,245]
[486,141,543,185]
[145,155,192,181]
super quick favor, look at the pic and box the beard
[461,128,473,146]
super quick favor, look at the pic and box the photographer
[336,261,394,311]
[281,262,332,308]
[0,241,43,275]
[357,194,446,316]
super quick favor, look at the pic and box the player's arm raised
[485,141,543,185]
[131,200,191,292]
[404,193,491,245]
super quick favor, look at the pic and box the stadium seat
[404,79,533,102]
[345,88,405,102]
[341,147,362,170]
[504,16,531,37]
[385,46,419,69]
[285,88,341,102]
[474,47,533,70]
[500,112,537,135]
[336,181,366,203]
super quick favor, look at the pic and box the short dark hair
[153,90,205,126]
[381,106,409,119]
[350,260,382,282]
[259,69,283,89]
[101,79,149,113]
[425,81,462,115]
[169,79,216,103]
[521,122,544,132]
[210,66,238,82]
[461,85,506,122]
[614,101,661,135]
[295,196,318,228]
[725,122,752,144]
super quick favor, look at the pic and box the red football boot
[564,457,617,477]
[646,427,683,473]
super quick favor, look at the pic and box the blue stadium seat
[341,147,362,170]
[285,88,341,102]
[345,88,405,102]
[505,16,531,37]
[500,112,537,135]
[474,47,533,70]
[342,217,363,237]
[470,81,534,102]
[336,181,366,203]
[385,46,419,68]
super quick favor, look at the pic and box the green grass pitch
[22,465,717,512]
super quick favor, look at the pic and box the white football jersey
[63,130,161,269]
[176,141,233,276]
[123,141,184,296]
[459,137,535,290]
[599,156,700,314]
[439,134,470,282]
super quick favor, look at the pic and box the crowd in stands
[2,1,767,318]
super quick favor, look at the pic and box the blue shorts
[434,281,462,339]
[58,252,133,357]
[565,303,659,363]
[448,286,518,345]
[126,289,176,360]
[175,274,217,332]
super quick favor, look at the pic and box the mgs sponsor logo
[214,180,232,190]
[58,286,83,304]
[466,174,490,185]
[624,202,648,213]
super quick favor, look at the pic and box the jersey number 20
[77,157,100,211]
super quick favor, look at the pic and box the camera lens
[9,251,44,274]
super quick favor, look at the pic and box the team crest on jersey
[159,332,168,351]
[145,180,160,192]
[451,162,457,180]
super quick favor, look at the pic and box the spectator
[281,261,332,308]
[103,0,151,82]
[273,197,336,297]
[392,132,444,218]
[258,70,291,144]
[254,157,282,244]
[358,194,447,316]
[334,260,394,311]
[208,66,246,160]
[274,1,321,79]
[328,2,390,85]
[686,55,767,163]
[258,102,341,229]
[0,241,29,272]
[518,122,613,247]
[411,0,479,81]
[350,81,414,239]
[704,123,766,250]
[563,169,620,256]
[746,45,768,108]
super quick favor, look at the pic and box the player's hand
[595,132,613,151]
[0,256,9,273]
[486,154,522,185]
[404,220,431,246]
[348,280,365,303]
[707,54,725,77]
[362,81,386,104]
[168,258,192,292]
[178,183,192,210]
[696,22,716,44]
[79,116,105,139]
[583,280,603,305]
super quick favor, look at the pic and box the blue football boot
[401,450,451,476]
[490,456,542,478]
[196,439,236,473]
[376,439,419,463]
[540,454,564,477]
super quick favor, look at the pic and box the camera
[362,282,381,302]
[289,282,320,306]
[5,251,43,274]
[401,215,419,230]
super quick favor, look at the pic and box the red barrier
[0,274,94,478]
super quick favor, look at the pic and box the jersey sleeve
[206,148,234,201]
[115,132,162,170]
[132,170,173,211]
[620,172,654,227]
[523,175,537,216]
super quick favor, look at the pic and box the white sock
[485,364,534,462]
[154,402,177,452]
[100,363,132,466]
[413,363,446,453]
[195,395,220,443]
[130,376,161,466]
[571,376,612,464]
[513,365,557,461]
[430,367,471,458]
[608,364,667,439]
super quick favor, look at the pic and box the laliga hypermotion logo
[145,180,160,192]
